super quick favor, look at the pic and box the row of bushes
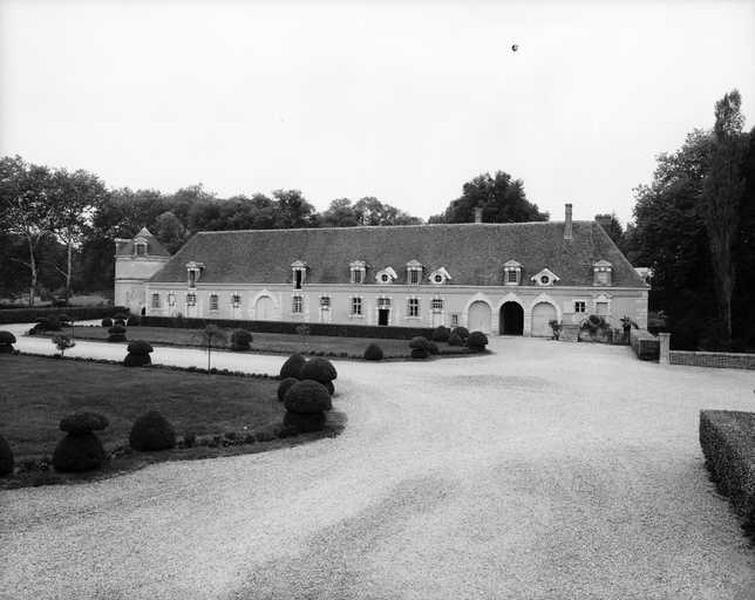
[0,306,129,325]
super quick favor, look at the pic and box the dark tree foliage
[429,171,548,224]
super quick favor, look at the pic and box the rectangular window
[506,270,518,284]
[186,293,196,307]
[431,298,443,311]
[151,293,160,308]
[294,270,303,289]
[451,313,460,327]
[409,269,420,285]
[210,294,219,311]
[351,270,364,284]
[292,295,303,313]
[351,297,362,316]
[408,298,420,317]
[232,294,241,307]
[188,270,196,288]
[378,297,391,308]
[596,271,610,285]
[320,296,331,308]
[574,301,586,313]
[168,292,176,306]
[135,243,146,256]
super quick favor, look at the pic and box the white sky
[2,0,754,225]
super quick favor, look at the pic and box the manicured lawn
[0,354,331,487]
[40,325,466,358]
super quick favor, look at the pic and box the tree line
[0,157,544,304]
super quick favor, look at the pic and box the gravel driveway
[1,332,754,599]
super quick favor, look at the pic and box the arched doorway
[468,300,492,333]
[254,295,274,320]
[500,302,524,335]
[531,302,557,337]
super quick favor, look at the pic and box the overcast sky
[1,0,754,225]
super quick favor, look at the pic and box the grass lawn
[0,354,342,488]
[40,325,467,358]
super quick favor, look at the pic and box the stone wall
[670,351,755,370]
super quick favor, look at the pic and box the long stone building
[114,204,649,336]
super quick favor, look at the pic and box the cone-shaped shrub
[231,329,253,351]
[277,377,299,402]
[0,435,13,476]
[108,325,127,342]
[280,353,307,380]
[284,380,332,413]
[53,433,105,472]
[467,330,489,352]
[363,343,384,361]
[431,326,451,343]
[284,411,326,433]
[0,331,16,354]
[300,357,337,383]
[129,410,176,451]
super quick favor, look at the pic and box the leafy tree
[0,156,55,305]
[272,189,318,229]
[353,197,421,226]
[321,198,360,227]
[700,90,748,347]
[430,171,548,224]
[594,213,625,247]
[196,324,228,373]
[154,211,187,253]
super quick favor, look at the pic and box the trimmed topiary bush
[280,353,307,380]
[0,435,13,476]
[101,317,113,327]
[447,332,463,346]
[125,339,153,366]
[409,336,432,352]
[231,329,253,351]
[411,347,429,359]
[427,341,439,355]
[284,380,332,413]
[0,330,16,353]
[467,330,488,352]
[108,324,127,342]
[112,312,128,321]
[364,343,384,361]
[53,412,109,473]
[431,326,451,343]
[451,326,469,341]
[129,410,176,451]
[300,357,337,384]
[277,377,299,402]
[324,380,335,396]
[127,340,153,355]
[284,411,326,433]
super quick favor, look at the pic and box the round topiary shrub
[231,329,253,351]
[447,332,463,346]
[113,312,128,321]
[52,433,105,472]
[0,435,13,476]
[427,341,439,355]
[300,357,337,384]
[451,326,470,341]
[101,317,113,328]
[124,353,151,367]
[467,330,489,352]
[0,330,16,354]
[280,353,307,380]
[45,315,62,331]
[108,324,127,342]
[324,380,335,396]
[284,380,332,413]
[283,411,326,433]
[409,336,432,352]
[411,347,429,359]
[113,319,126,327]
[129,410,176,451]
[364,343,384,361]
[277,377,299,402]
[431,325,451,343]
[127,340,153,355]
[53,411,109,473]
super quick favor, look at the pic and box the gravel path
[2,330,754,599]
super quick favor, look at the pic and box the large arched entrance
[468,300,492,333]
[500,302,524,335]
[254,295,274,320]
[531,302,557,337]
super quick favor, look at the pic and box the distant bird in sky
[511,44,519,52]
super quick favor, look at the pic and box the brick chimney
[564,203,573,240]
[474,207,483,224]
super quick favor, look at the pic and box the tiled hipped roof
[149,222,647,288]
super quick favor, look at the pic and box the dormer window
[350,260,366,285]
[503,260,522,286]
[375,267,398,284]
[291,260,307,290]
[134,239,147,256]
[406,260,423,286]
[593,260,613,286]
[428,267,451,285]
[186,261,204,288]
[531,268,560,287]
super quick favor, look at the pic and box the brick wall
[670,351,755,370]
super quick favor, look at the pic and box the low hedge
[699,410,755,539]
[0,306,128,325]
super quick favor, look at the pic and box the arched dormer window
[350,260,366,285]
[503,260,522,286]
[531,268,560,287]
[186,261,204,288]
[428,267,451,285]
[291,260,307,290]
[593,260,613,286]
[406,259,423,286]
[375,267,397,285]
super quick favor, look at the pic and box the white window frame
[451,313,460,327]
[406,260,423,286]
[186,293,196,307]
[574,300,586,314]
[593,261,613,286]
[350,260,366,285]
[350,296,363,317]
[231,293,241,308]
[503,260,522,286]
[209,294,219,311]
[320,296,331,308]
[292,295,303,314]
[431,297,443,312]
[168,292,176,307]
[407,297,420,318]
[135,240,147,256]
[151,293,160,309]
